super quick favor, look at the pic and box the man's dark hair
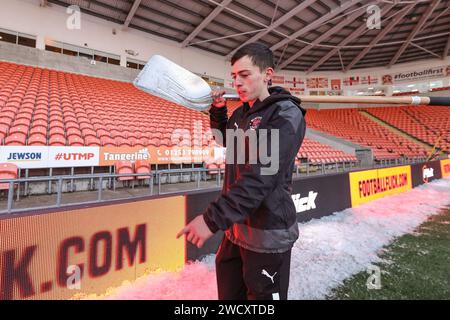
[231,42,274,71]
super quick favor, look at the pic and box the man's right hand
[211,89,226,108]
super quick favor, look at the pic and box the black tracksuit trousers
[215,236,292,300]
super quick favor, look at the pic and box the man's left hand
[176,215,214,248]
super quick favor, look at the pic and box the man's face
[231,55,271,102]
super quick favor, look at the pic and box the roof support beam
[443,35,450,59]
[389,0,441,67]
[270,0,365,52]
[182,0,233,47]
[123,0,142,29]
[277,2,376,70]
[306,3,394,74]
[337,49,345,71]
[189,29,266,46]
[410,42,441,59]
[420,6,450,32]
[225,0,317,58]
[344,3,414,72]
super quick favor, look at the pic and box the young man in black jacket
[177,42,306,300]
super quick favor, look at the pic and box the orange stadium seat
[96,128,110,139]
[206,163,219,174]
[9,125,28,137]
[49,126,65,138]
[13,118,31,127]
[29,126,47,137]
[100,136,116,146]
[66,127,82,138]
[49,135,66,146]
[134,138,148,147]
[31,119,48,129]
[5,133,27,146]
[68,135,85,146]
[0,111,16,123]
[0,163,18,190]
[115,161,134,181]
[134,160,151,179]
[115,137,132,147]
[28,134,47,146]
[85,136,101,146]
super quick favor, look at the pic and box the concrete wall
[0,41,139,82]
[305,128,373,165]
[306,128,365,155]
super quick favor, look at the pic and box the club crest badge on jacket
[249,116,262,130]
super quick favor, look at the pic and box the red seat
[9,125,29,136]
[111,129,125,139]
[126,131,138,139]
[13,118,31,126]
[65,121,79,130]
[206,163,219,174]
[49,135,66,146]
[115,161,134,181]
[81,128,97,138]
[0,163,18,190]
[5,133,26,146]
[66,127,82,138]
[135,160,151,179]
[85,136,101,146]
[68,135,85,146]
[49,127,65,137]
[31,119,48,129]
[100,136,116,146]
[0,117,13,128]
[115,137,132,147]
[28,134,47,146]
[133,138,148,147]
[148,138,160,147]
[29,126,47,137]
[97,129,110,139]
[159,138,172,147]
[80,122,94,131]
[33,113,48,122]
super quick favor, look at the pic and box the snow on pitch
[99,177,450,300]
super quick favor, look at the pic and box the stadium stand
[305,108,429,160]
[0,61,360,167]
[363,106,449,152]
[297,138,357,164]
[0,61,213,147]
[0,60,441,169]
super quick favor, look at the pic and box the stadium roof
[44,0,450,73]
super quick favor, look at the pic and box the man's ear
[265,67,274,84]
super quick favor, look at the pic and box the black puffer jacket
[203,87,307,253]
